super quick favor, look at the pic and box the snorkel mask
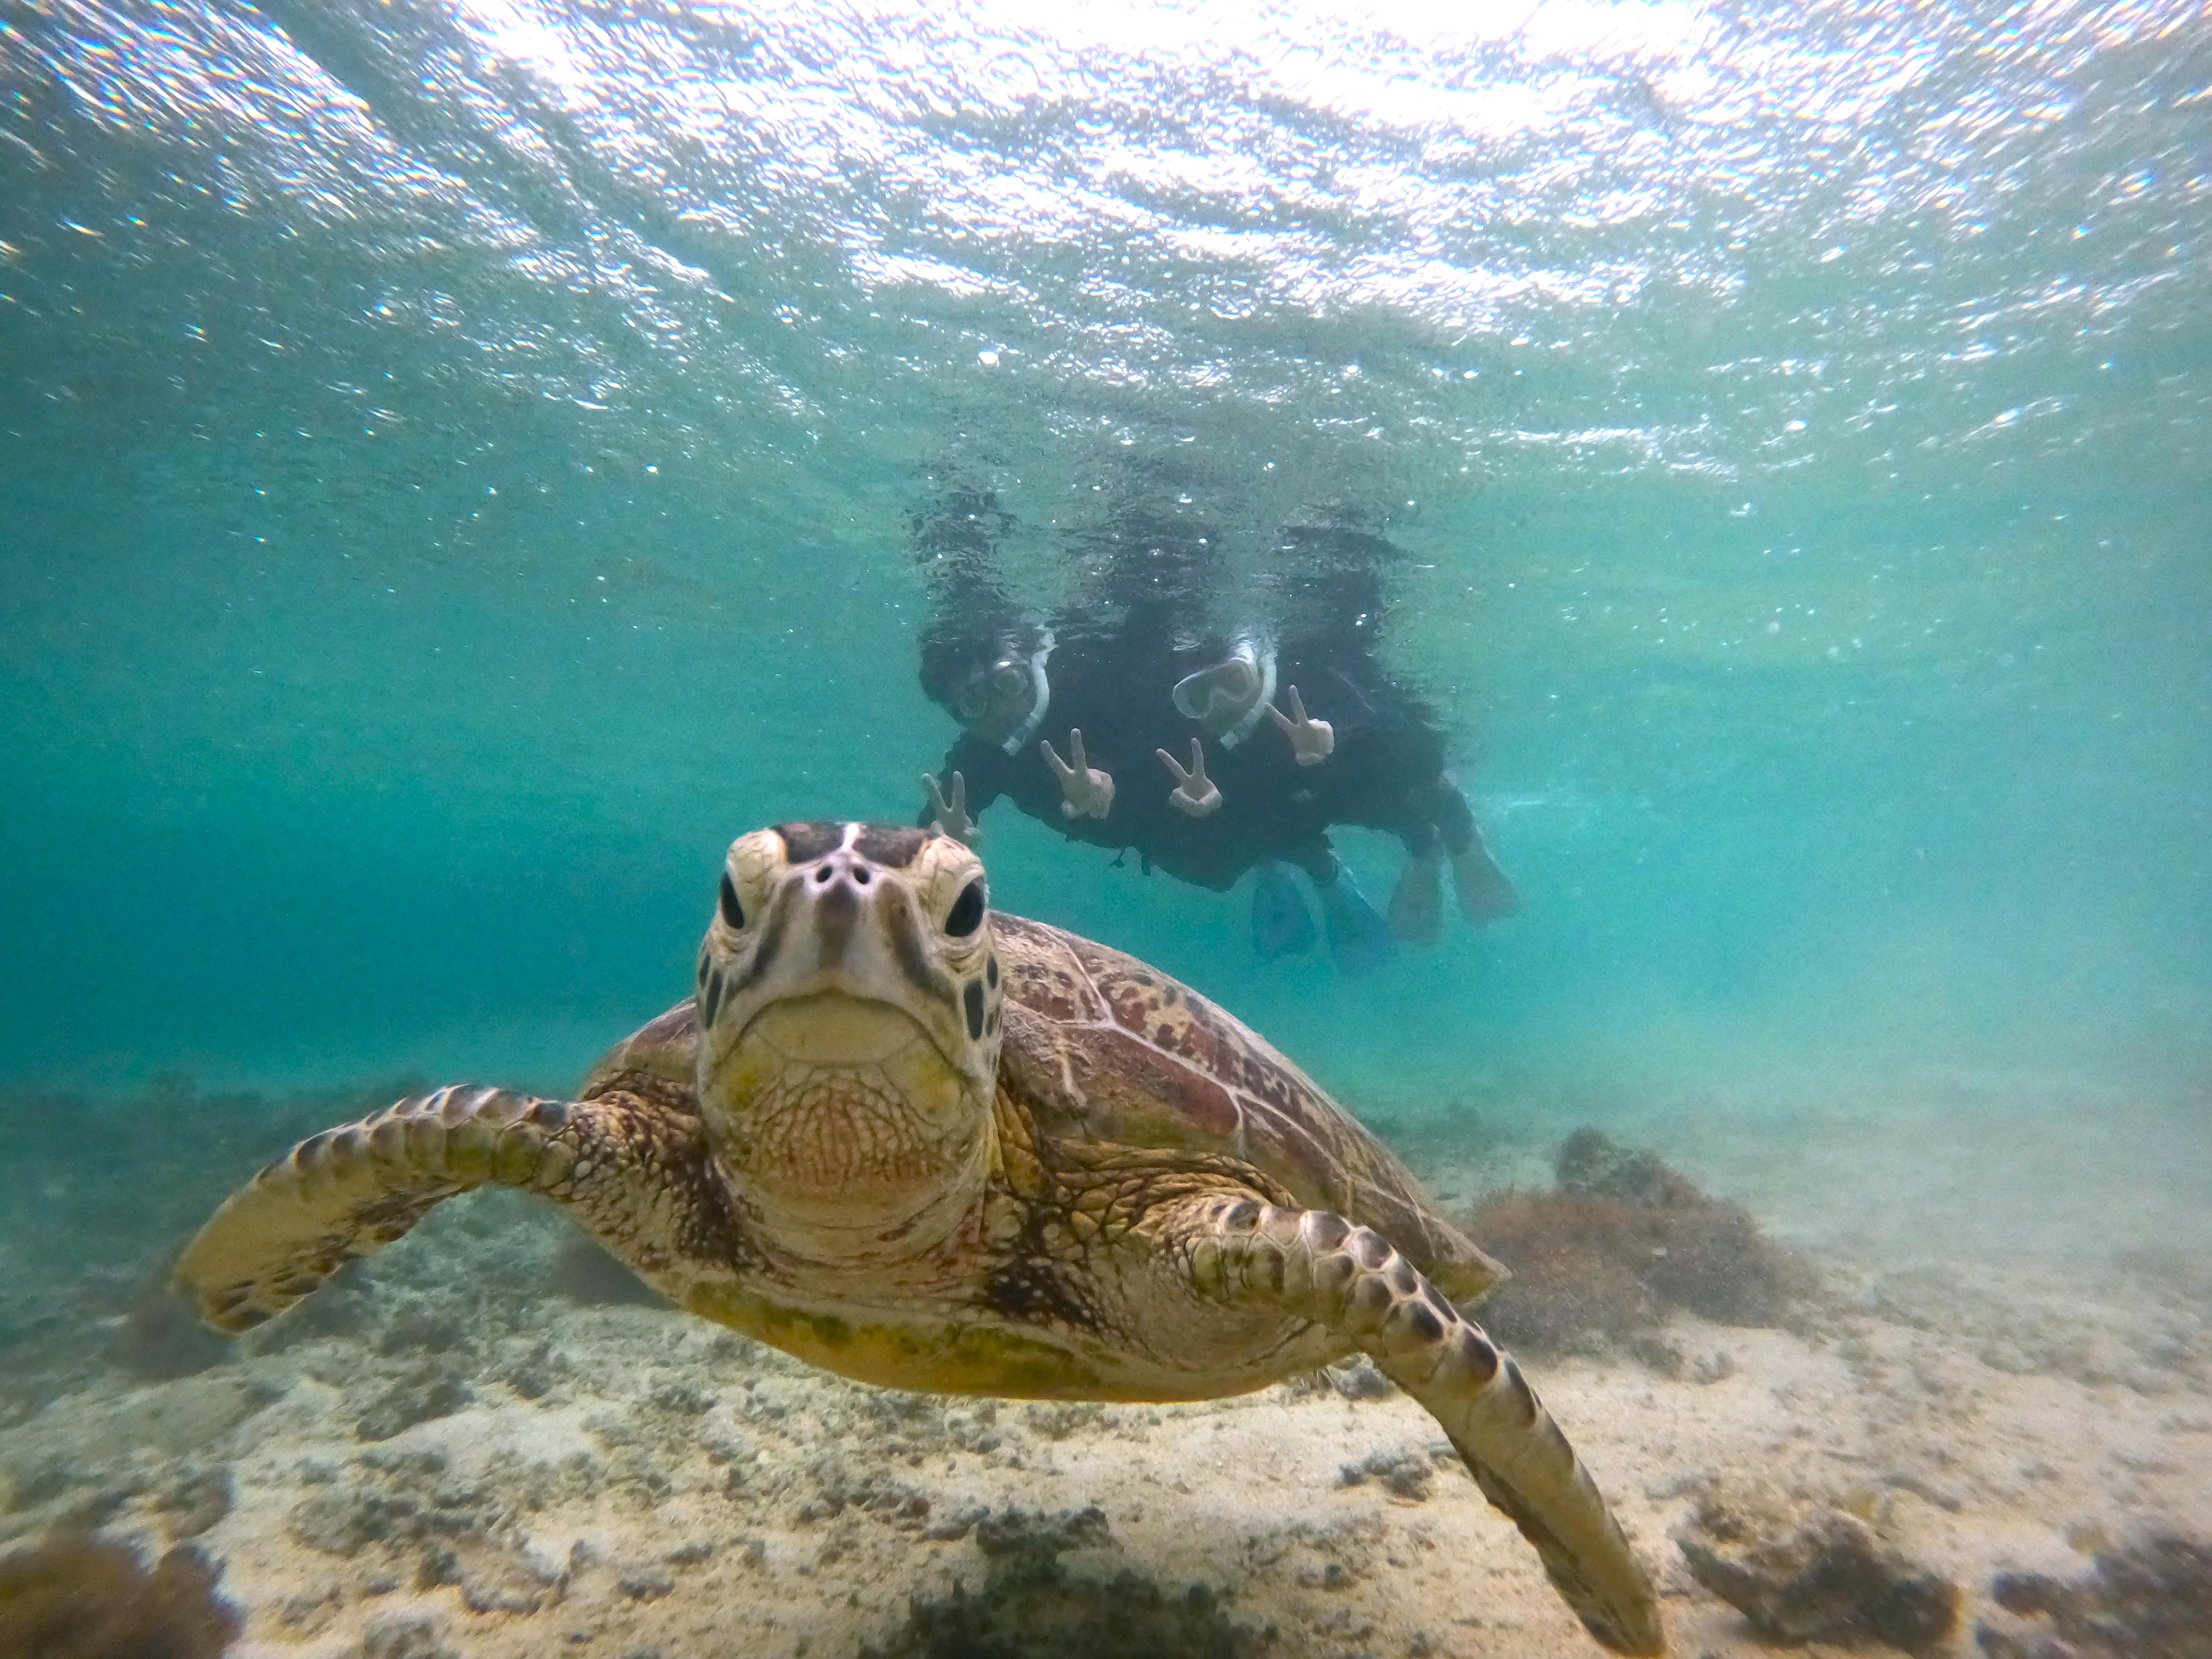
[950,629,1054,753]
[1172,633,1276,748]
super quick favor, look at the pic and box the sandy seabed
[1,1072,2207,1659]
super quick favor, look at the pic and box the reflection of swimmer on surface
[911,496,1517,968]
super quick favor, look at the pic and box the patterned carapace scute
[991,914,1485,1289]
[579,1001,703,1114]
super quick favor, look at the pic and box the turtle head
[696,822,1002,1265]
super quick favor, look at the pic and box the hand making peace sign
[922,771,978,842]
[1156,739,1223,817]
[1040,728,1115,820]
[1266,684,1335,765]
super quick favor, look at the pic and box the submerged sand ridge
[0,1073,2207,1658]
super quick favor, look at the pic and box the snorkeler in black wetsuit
[912,498,1517,966]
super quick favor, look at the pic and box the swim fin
[1251,862,1318,961]
[1316,863,1396,973]
[1453,841,1521,924]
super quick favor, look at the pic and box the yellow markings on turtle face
[746,992,928,1066]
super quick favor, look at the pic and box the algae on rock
[862,1506,1260,1659]
[1675,1484,1958,1653]
[0,1530,242,1659]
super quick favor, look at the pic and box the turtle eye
[718,871,746,931]
[944,879,987,939]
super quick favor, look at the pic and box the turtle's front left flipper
[175,1085,722,1333]
[1168,1197,1665,1656]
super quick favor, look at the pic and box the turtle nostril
[814,867,832,884]
[853,867,871,885]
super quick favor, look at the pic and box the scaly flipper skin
[173,1085,729,1333]
[1166,1196,1665,1656]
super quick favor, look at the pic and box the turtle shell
[578,1000,703,1116]
[992,913,1503,1304]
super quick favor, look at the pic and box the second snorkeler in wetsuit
[918,611,1518,966]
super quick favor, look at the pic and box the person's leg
[1432,777,1519,924]
[1250,860,1317,960]
[1387,817,1446,946]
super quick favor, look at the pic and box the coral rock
[353,1362,472,1441]
[1556,1126,1706,1208]
[362,1610,460,1659]
[1677,1486,1959,1652]
[1464,1128,1813,1354]
[862,1506,1256,1659]
[1979,1532,2212,1659]
[0,1530,242,1658]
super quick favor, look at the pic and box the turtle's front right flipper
[1173,1196,1665,1655]
[175,1084,718,1333]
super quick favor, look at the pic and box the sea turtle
[175,821,1664,1653]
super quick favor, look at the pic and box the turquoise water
[4,0,2208,1111]
[6,7,2212,1654]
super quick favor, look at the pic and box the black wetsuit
[911,496,1486,896]
[925,621,1476,891]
